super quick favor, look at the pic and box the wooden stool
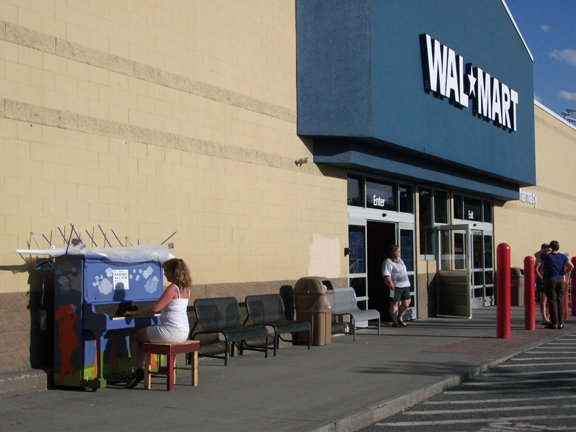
[142,340,200,391]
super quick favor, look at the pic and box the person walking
[537,241,573,330]
[382,245,411,327]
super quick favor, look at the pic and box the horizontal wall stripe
[0,98,325,176]
[0,20,296,124]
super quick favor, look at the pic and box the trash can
[293,277,334,346]
[511,267,525,306]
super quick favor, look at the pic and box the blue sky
[504,0,576,118]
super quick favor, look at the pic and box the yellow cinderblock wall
[0,0,349,296]
[495,105,576,267]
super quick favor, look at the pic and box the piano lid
[17,244,174,263]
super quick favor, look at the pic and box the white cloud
[548,49,576,66]
[540,25,550,32]
[559,90,576,101]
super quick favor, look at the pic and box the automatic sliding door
[348,222,367,306]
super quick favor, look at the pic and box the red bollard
[572,257,576,317]
[524,256,535,330]
[497,243,511,338]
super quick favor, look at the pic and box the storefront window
[347,175,363,207]
[419,188,450,258]
[455,195,492,223]
[454,194,463,219]
[399,184,413,213]
[434,191,448,223]
[366,179,396,210]
[464,197,482,221]
[483,200,492,223]
[347,175,414,214]
[419,188,433,256]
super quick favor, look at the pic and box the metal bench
[191,297,269,365]
[333,287,380,341]
[244,294,311,355]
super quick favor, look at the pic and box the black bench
[244,294,311,355]
[191,297,269,365]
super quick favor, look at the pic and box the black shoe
[125,369,144,389]
[544,324,558,330]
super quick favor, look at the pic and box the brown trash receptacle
[293,276,334,346]
[510,267,525,306]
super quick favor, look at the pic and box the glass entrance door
[348,220,367,307]
[399,225,416,320]
[436,224,472,318]
[471,230,495,308]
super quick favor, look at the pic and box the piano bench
[142,340,200,391]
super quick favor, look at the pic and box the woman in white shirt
[123,258,191,388]
[382,245,411,327]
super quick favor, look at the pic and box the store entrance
[348,219,416,322]
[436,224,472,318]
[366,221,396,321]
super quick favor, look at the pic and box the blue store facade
[296,0,535,319]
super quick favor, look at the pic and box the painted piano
[54,252,165,389]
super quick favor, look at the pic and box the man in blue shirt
[539,240,574,329]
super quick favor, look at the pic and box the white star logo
[467,73,477,97]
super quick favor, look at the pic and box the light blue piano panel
[83,259,163,304]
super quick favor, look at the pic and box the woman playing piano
[123,258,191,389]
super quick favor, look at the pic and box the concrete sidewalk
[1,306,573,432]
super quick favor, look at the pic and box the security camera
[295,157,309,166]
[566,108,576,113]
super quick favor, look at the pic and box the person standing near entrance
[383,245,411,327]
[535,243,551,325]
[537,240,573,330]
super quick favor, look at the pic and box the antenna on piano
[65,225,75,255]
[30,232,41,248]
[111,229,124,247]
[58,227,68,245]
[98,225,113,248]
[125,236,134,247]
[85,229,98,247]
[42,233,52,247]
[70,224,83,244]
[161,231,177,245]
[26,237,31,260]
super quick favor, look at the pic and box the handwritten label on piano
[113,269,130,290]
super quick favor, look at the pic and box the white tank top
[159,285,189,331]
